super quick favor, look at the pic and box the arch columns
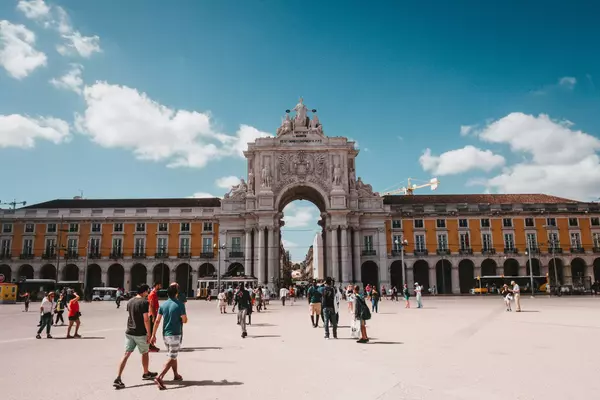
[428,265,435,290]
[378,227,389,286]
[330,225,339,282]
[257,226,266,285]
[352,228,360,283]
[102,268,109,287]
[244,228,252,276]
[340,226,351,285]
[451,266,460,294]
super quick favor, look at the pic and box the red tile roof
[383,194,581,205]
[21,198,221,209]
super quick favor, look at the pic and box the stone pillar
[274,228,280,284]
[257,227,265,284]
[267,226,276,290]
[353,228,360,284]
[191,267,199,297]
[451,266,460,294]
[102,268,109,287]
[244,228,252,276]
[378,227,388,286]
[330,226,339,282]
[125,267,132,291]
[170,267,177,286]
[428,266,436,292]
[325,226,332,279]
[340,226,351,285]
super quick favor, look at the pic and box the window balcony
[41,251,55,260]
[200,251,215,259]
[459,248,473,255]
[436,248,450,256]
[110,251,122,259]
[593,247,600,253]
[391,249,405,257]
[548,247,563,254]
[19,253,34,260]
[229,251,244,258]
[361,249,377,256]
[177,251,191,258]
[0,252,11,260]
[482,248,496,255]
[526,248,540,255]
[570,247,585,254]
[413,249,428,256]
[155,251,169,259]
[65,251,79,259]
[88,252,101,259]
[133,251,146,259]
[503,248,518,255]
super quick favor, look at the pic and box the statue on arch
[225,178,247,199]
[248,171,255,194]
[333,163,342,186]
[349,168,356,190]
[309,113,323,135]
[261,162,272,188]
[276,113,293,137]
[293,97,308,127]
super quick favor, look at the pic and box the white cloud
[558,76,576,89]
[282,239,298,249]
[460,125,475,136]
[49,63,83,93]
[75,81,271,169]
[0,114,70,148]
[419,146,505,175]
[189,192,217,199]
[0,20,47,79]
[56,31,101,58]
[215,176,241,189]
[282,203,319,228]
[17,0,50,19]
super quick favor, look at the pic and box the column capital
[244,228,253,234]
[340,225,348,230]
[267,226,275,232]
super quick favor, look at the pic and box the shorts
[68,316,79,321]
[164,335,182,359]
[125,334,149,354]
[309,303,321,315]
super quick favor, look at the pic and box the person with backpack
[320,277,338,340]
[352,285,370,343]
[307,280,322,328]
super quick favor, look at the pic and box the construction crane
[1,199,27,209]
[382,177,440,196]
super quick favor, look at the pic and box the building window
[392,235,403,251]
[480,219,490,228]
[91,223,101,233]
[2,223,12,233]
[203,222,213,232]
[113,223,123,233]
[136,223,146,233]
[24,223,35,233]
[458,219,468,228]
[502,218,512,228]
[179,237,190,254]
[591,217,600,226]
[69,223,79,233]
[67,238,78,254]
[363,235,374,251]
[570,232,581,248]
[1,239,11,257]
[525,218,535,227]
[415,235,425,251]
[180,222,190,232]
[546,218,556,227]
[503,233,515,250]
[158,223,168,232]
[89,238,100,255]
[482,233,492,251]
[568,218,578,227]
[392,220,402,229]
[526,233,537,251]
[22,239,33,255]
[436,219,446,229]
[112,238,123,254]
[47,223,57,233]
[232,237,242,252]
[459,233,470,250]
[134,238,145,254]
[548,232,559,248]
[45,238,56,256]
[202,237,213,252]
[414,219,424,229]
[593,232,600,248]
[437,233,448,250]
[157,237,167,254]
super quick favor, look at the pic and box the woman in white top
[36,292,55,339]
[217,290,227,314]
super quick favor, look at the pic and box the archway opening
[227,262,244,277]
[390,260,404,289]
[503,258,519,277]
[176,263,192,297]
[62,264,79,281]
[526,259,541,276]
[481,259,497,276]
[108,264,125,288]
[435,259,452,294]
[18,264,34,280]
[153,263,170,288]
[86,264,102,290]
[361,261,379,290]
[40,264,56,280]
[458,259,474,294]
[548,258,564,285]
[570,258,587,287]
[199,263,216,277]
[594,258,600,282]
[0,264,12,283]
[131,264,147,291]
[413,260,429,291]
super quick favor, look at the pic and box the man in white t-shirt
[510,281,521,312]
[414,283,423,308]
[279,287,289,306]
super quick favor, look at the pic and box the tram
[471,275,547,295]
[196,276,258,299]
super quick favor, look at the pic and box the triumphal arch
[218,98,388,289]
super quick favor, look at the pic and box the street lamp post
[525,238,535,298]
[83,239,90,301]
[394,238,409,287]
[549,239,559,295]
[214,243,226,291]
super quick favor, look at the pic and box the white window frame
[135,223,146,233]
[502,218,513,228]
[91,222,102,233]
[593,232,600,248]
[568,218,579,227]
[503,233,515,250]
[112,238,123,254]
[525,218,535,227]
[46,223,57,233]
[392,219,402,229]
[2,223,13,234]
[414,219,424,229]
[415,234,426,252]
[1,238,12,256]
[158,222,169,233]
[590,217,600,227]
[458,219,469,228]
[24,223,35,233]
[203,222,213,232]
[67,238,78,255]
[202,237,213,252]
[482,233,492,251]
[89,237,101,254]
[459,232,470,250]
[231,237,242,252]
[157,237,168,254]
[179,237,190,253]
[45,238,56,255]
[134,237,146,254]
[480,218,490,228]
[546,218,557,227]
[180,222,191,232]
[548,231,560,247]
[69,223,79,233]
[570,232,581,248]
[363,235,374,251]
[113,223,124,233]
[436,219,446,229]
[392,235,403,251]
[526,232,537,251]
[437,233,448,250]
[22,238,33,255]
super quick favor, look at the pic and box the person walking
[151,283,188,390]
[36,292,54,339]
[501,284,512,311]
[279,286,289,306]
[289,286,295,305]
[66,292,82,338]
[371,287,380,313]
[321,277,338,340]
[391,286,398,302]
[147,282,161,352]
[353,285,370,343]
[20,291,30,312]
[414,283,423,309]
[217,289,227,314]
[116,288,123,309]
[403,284,411,308]
[113,284,158,389]
[307,280,322,328]
[54,293,66,325]
[234,283,252,338]
[510,281,521,312]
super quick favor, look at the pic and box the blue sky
[1,0,600,261]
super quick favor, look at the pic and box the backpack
[356,295,371,320]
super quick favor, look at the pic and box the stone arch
[503,258,519,277]
[361,261,379,290]
[199,263,216,277]
[594,258,600,282]
[526,258,541,276]
[40,264,56,280]
[130,264,147,291]
[19,264,34,280]
[275,182,330,213]
[570,258,587,287]
[175,263,192,296]
[413,260,429,290]
[153,263,170,288]
[227,262,244,277]
[458,259,475,294]
[481,258,497,276]
[435,259,452,294]
[390,260,405,289]
[62,264,79,281]
[86,264,102,289]
[108,263,125,288]
[0,264,12,283]
[548,258,564,285]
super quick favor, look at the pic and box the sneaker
[74,334,81,338]
[36,334,41,339]
[241,331,247,338]
[324,336,330,340]
[356,338,367,343]
[47,335,53,339]
[149,346,160,352]
[173,375,183,382]
[142,372,158,380]
[113,378,125,389]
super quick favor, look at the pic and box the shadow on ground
[53,336,105,340]
[169,379,244,389]
[180,346,222,352]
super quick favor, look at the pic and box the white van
[92,287,118,301]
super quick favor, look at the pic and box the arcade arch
[86,264,102,289]
[481,259,497,276]
[549,258,564,285]
[131,264,147,291]
[526,258,541,276]
[227,262,244,276]
[361,261,379,290]
[0,264,11,283]
[594,258,600,282]
[108,264,125,288]
[199,263,216,277]
[390,260,405,289]
[503,258,519,277]
[176,263,192,296]
[62,264,79,281]
[19,264,34,280]
[458,259,474,294]
[413,260,429,290]
[153,263,169,288]
[40,264,56,280]
[436,259,452,294]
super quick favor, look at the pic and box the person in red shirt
[66,292,82,338]
[147,282,161,352]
